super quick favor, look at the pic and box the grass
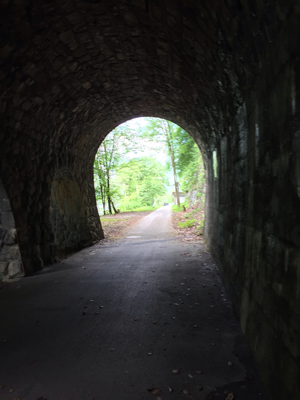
[172,200,190,213]
[120,205,160,212]
[178,219,196,229]
[196,220,204,234]
[184,208,201,219]
[101,218,126,225]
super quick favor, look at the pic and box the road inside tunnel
[0,206,268,400]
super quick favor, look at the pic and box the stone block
[7,260,23,278]
[0,244,20,261]
[68,231,80,244]
[0,197,11,212]
[0,227,7,240]
[3,228,17,245]
[0,261,8,276]
[1,211,15,227]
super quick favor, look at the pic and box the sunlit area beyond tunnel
[93,117,206,242]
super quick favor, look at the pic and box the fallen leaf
[225,393,234,400]
[147,388,161,395]
[172,369,180,374]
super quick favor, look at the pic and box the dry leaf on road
[225,393,234,400]
[147,388,161,395]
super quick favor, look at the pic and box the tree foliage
[140,118,205,196]
[93,124,135,214]
[115,157,168,210]
[93,117,205,215]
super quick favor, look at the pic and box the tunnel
[0,0,299,398]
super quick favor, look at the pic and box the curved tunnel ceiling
[0,0,290,163]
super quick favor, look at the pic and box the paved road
[0,206,268,399]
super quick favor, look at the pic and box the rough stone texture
[50,168,94,249]
[0,179,24,279]
[0,1,299,398]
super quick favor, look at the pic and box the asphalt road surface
[0,206,269,400]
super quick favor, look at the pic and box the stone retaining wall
[50,168,93,249]
[0,179,23,279]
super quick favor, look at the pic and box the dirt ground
[100,210,155,241]
[100,203,205,244]
[55,205,206,262]
[171,202,205,244]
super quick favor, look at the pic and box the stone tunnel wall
[204,18,300,399]
[50,167,101,250]
[0,179,24,279]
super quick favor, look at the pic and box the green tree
[139,118,181,206]
[139,117,205,202]
[94,123,136,214]
[171,127,205,195]
[115,156,168,209]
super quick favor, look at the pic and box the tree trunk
[111,199,119,214]
[98,174,106,215]
[171,154,180,207]
[164,121,180,207]
[106,174,113,214]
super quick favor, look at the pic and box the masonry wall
[0,179,23,279]
[205,16,300,399]
[50,168,100,250]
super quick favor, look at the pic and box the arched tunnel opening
[0,1,299,398]
[92,116,206,221]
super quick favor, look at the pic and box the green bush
[185,208,201,219]
[178,219,196,229]
[119,194,144,212]
[172,204,182,212]
[132,205,160,212]
[196,220,204,234]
